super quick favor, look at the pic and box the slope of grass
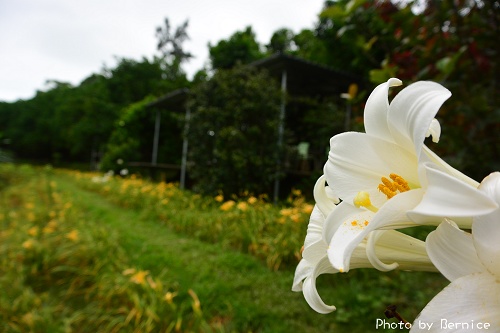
[53,174,338,332]
[0,164,448,332]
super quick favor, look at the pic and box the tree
[103,57,182,106]
[291,29,330,65]
[316,0,499,179]
[155,18,193,74]
[208,26,265,70]
[266,28,295,54]
[187,66,281,196]
[99,97,156,172]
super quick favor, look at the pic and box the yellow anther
[378,184,396,199]
[353,191,379,212]
[381,177,397,191]
[390,173,410,192]
[379,173,410,199]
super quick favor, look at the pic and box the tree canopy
[0,3,497,190]
[208,26,265,70]
[187,65,281,196]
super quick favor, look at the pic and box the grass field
[0,164,448,332]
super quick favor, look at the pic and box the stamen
[381,177,397,191]
[378,173,410,199]
[390,174,410,192]
[353,191,378,212]
[378,184,396,199]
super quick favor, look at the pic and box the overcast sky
[0,0,325,102]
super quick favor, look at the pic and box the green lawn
[53,177,337,332]
[0,164,448,332]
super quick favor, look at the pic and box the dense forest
[0,0,498,196]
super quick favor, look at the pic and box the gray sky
[0,0,325,102]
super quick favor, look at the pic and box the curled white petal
[425,118,441,143]
[387,81,451,157]
[363,77,402,142]
[292,259,312,292]
[426,219,485,281]
[327,190,422,272]
[313,175,338,217]
[302,256,338,314]
[366,230,399,271]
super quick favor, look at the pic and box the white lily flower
[324,78,496,272]
[411,172,500,332]
[293,177,437,314]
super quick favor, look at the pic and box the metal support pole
[273,70,287,204]
[180,106,191,190]
[152,109,161,165]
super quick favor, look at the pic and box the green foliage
[187,66,282,196]
[0,164,211,333]
[66,169,313,271]
[103,57,186,106]
[374,0,499,179]
[100,97,155,172]
[266,28,295,54]
[316,0,403,75]
[0,56,187,166]
[310,0,499,180]
[290,29,330,65]
[0,164,451,332]
[209,26,265,70]
[62,167,448,332]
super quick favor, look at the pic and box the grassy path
[53,174,340,332]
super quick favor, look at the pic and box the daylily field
[0,163,448,332]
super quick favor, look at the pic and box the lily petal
[313,175,338,217]
[327,190,422,272]
[478,172,500,204]
[426,219,485,281]
[473,212,500,277]
[410,272,500,332]
[420,145,479,188]
[425,118,441,143]
[292,259,312,292]
[408,163,498,226]
[363,77,402,142]
[367,230,399,271]
[322,200,368,245]
[303,206,328,263]
[474,172,500,276]
[375,230,437,272]
[302,256,338,313]
[387,81,451,158]
[326,132,419,207]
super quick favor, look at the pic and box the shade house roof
[249,53,364,98]
[146,87,190,112]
